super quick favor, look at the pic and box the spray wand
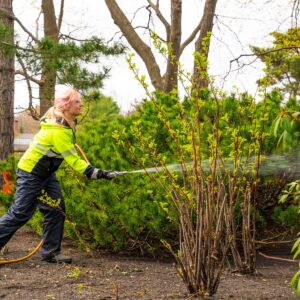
[76,143,300,178]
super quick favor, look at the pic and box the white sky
[13,0,296,113]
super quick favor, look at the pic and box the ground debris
[0,227,298,300]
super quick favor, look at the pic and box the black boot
[41,253,72,264]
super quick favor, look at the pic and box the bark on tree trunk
[40,0,59,116]
[105,0,164,91]
[0,0,14,161]
[163,0,182,92]
[193,0,218,90]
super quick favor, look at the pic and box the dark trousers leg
[0,169,42,247]
[38,173,65,259]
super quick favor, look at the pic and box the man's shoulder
[40,117,72,130]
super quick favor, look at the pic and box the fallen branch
[258,251,299,263]
[255,239,296,245]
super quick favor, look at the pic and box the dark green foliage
[272,205,299,229]
[1,87,297,255]
[57,93,177,252]
[17,37,125,92]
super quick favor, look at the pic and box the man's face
[68,97,83,117]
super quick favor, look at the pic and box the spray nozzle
[108,171,129,178]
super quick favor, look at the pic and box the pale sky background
[13,0,297,114]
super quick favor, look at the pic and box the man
[0,88,116,263]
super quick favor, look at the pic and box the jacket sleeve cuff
[84,165,95,178]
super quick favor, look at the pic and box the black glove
[84,166,117,180]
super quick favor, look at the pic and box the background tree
[0,0,14,160]
[251,27,300,99]
[13,0,124,116]
[104,0,218,93]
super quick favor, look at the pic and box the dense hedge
[0,90,299,252]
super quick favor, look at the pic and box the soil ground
[0,227,298,300]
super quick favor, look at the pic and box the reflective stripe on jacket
[18,117,89,178]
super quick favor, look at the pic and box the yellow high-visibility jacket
[18,117,90,178]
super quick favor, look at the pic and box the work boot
[41,253,72,264]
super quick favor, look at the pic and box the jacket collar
[40,116,77,129]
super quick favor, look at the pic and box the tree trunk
[163,0,182,92]
[193,0,218,90]
[105,0,218,94]
[105,0,164,91]
[0,0,14,161]
[40,0,59,116]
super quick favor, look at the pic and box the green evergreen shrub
[57,92,178,252]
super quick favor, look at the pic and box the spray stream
[112,153,300,178]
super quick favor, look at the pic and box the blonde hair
[43,88,81,125]
[54,88,81,110]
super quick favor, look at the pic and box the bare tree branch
[15,54,32,115]
[35,11,42,39]
[215,15,244,51]
[57,0,65,32]
[230,46,300,65]
[105,0,163,90]
[147,0,170,40]
[130,5,146,24]
[144,5,153,35]
[291,0,300,27]
[15,69,43,85]
[0,8,38,42]
[222,46,300,81]
[179,19,202,56]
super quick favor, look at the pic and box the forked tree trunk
[105,0,218,94]
[0,0,14,161]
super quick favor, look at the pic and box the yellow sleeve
[52,129,89,174]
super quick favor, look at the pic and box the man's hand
[85,165,118,180]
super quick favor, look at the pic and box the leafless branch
[105,0,163,90]
[215,13,264,23]
[16,55,33,105]
[222,46,300,81]
[35,11,42,39]
[212,33,235,64]
[215,15,244,51]
[130,5,146,24]
[59,34,95,43]
[0,8,38,42]
[144,5,153,35]
[15,68,43,85]
[230,46,300,66]
[16,54,40,120]
[58,0,65,32]
[291,0,300,27]
[147,0,170,34]
[106,30,124,44]
[179,19,202,56]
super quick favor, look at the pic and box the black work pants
[0,168,65,259]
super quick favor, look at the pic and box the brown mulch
[0,227,298,300]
